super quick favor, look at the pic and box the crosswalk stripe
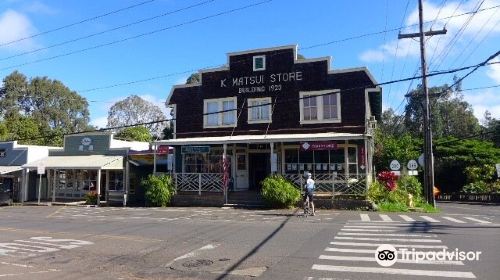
[337,232,437,238]
[311,264,476,278]
[318,255,464,265]
[344,225,399,229]
[330,242,447,248]
[379,214,393,221]
[463,217,492,224]
[442,217,466,223]
[334,236,442,243]
[421,216,440,222]
[399,215,415,222]
[341,228,396,232]
[325,247,451,254]
[360,214,370,221]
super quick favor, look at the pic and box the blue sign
[181,146,210,154]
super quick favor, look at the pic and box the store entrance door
[248,153,270,190]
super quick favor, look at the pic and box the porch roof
[0,166,23,175]
[155,132,364,146]
[22,155,124,170]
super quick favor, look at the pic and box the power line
[0,0,273,72]
[0,0,157,48]
[0,0,217,62]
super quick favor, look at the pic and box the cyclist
[303,172,316,216]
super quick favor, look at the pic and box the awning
[23,155,124,170]
[0,166,23,175]
[154,132,365,145]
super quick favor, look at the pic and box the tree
[0,71,91,145]
[373,129,421,173]
[404,82,480,139]
[186,73,200,84]
[115,126,152,142]
[380,108,407,136]
[107,95,166,137]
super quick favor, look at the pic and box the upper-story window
[204,97,237,128]
[299,90,341,124]
[253,55,266,71]
[248,97,272,123]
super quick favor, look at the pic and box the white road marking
[379,214,393,221]
[325,247,449,253]
[165,244,219,266]
[344,225,399,229]
[318,255,463,265]
[334,236,442,243]
[360,214,370,221]
[421,216,440,222]
[399,215,415,222]
[311,265,475,278]
[0,269,61,278]
[0,261,33,268]
[341,228,396,232]
[442,217,466,223]
[337,232,437,238]
[463,217,492,224]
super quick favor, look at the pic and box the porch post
[105,170,109,202]
[270,142,274,174]
[153,143,157,175]
[21,169,28,203]
[223,143,227,203]
[49,169,55,202]
[280,142,285,175]
[96,169,101,206]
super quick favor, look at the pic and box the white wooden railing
[282,173,368,195]
[174,173,223,195]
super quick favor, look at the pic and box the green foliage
[398,176,423,201]
[374,129,421,172]
[141,174,174,207]
[377,201,408,212]
[84,191,98,205]
[115,126,152,142]
[0,71,90,145]
[260,175,301,208]
[186,73,200,84]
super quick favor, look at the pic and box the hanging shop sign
[181,146,210,154]
[359,146,366,170]
[157,145,170,154]
[300,141,338,151]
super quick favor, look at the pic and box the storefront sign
[157,145,170,154]
[221,71,303,94]
[0,149,5,158]
[271,153,278,172]
[300,141,337,151]
[181,146,210,154]
[359,146,366,170]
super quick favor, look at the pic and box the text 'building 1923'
[157,45,381,199]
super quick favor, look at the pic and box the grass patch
[377,202,409,212]
[416,202,441,213]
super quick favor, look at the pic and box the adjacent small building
[0,141,57,204]
[23,133,149,205]
[156,45,381,199]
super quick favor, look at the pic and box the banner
[300,141,337,151]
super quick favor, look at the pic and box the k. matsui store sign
[300,141,338,151]
[220,71,303,94]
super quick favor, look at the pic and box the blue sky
[0,0,499,128]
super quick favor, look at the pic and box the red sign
[300,141,338,151]
[157,145,170,154]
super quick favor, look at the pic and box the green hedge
[368,176,430,212]
[141,174,175,207]
[261,175,301,208]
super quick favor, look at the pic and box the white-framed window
[204,97,237,128]
[253,55,266,71]
[299,90,341,124]
[248,97,272,123]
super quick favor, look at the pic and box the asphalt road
[0,202,498,280]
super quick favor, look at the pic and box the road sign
[407,160,418,170]
[418,153,425,167]
[389,160,401,171]
[37,165,45,175]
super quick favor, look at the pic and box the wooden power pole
[398,0,446,206]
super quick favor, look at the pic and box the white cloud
[22,1,58,15]
[90,116,108,129]
[487,58,500,83]
[0,9,38,51]
[463,89,500,119]
[359,0,500,65]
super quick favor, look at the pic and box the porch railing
[282,173,368,196]
[174,173,223,194]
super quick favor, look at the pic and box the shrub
[398,176,424,201]
[141,174,174,207]
[368,176,427,211]
[261,175,301,208]
[84,191,97,205]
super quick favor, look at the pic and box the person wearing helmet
[303,172,316,215]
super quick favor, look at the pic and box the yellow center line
[46,206,66,218]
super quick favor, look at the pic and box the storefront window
[82,170,97,191]
[109,171,123,191]
[303,95,317,120]
[183,150,225,173]
[347,147,358,176]
[284,146,347,175]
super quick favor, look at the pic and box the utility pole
[398,0,446,207]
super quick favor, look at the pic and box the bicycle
[303,193,314,218]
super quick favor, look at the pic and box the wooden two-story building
[156,45,381,198]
